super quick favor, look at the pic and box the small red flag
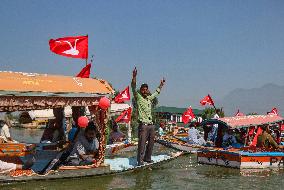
[114,86,131,103]
[49,35,88,59]
[235,109,245,116]
[200,94,215,106]
[115,107,132,123]
[268,107,279,116]
[182,107,195,124]
[76,64,91,78]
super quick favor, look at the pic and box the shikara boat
[156,135,202,153]
[197,114,284,169]
[0,71,182,183]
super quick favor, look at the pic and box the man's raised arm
[131,67,138,98]
[148,78,166,100]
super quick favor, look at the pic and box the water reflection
[11,127,43,143]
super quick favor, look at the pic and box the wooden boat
[156,135,203,153]
[0,71,182,183]
[0,143,183,183]
[197,114,284,169]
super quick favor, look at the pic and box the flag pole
[85,34,88,66]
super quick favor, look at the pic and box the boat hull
[197,148,284,169]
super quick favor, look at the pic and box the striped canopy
[201,114,284,129]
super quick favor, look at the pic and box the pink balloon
[99,97,110,110]
[78,116,89,128]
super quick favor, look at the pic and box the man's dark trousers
[137,123,155,165]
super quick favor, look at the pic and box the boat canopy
[201,114,284,129]
[0,71,114,111]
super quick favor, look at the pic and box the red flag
[250,127,263,147]
[235,109,245,116]
[49,35,88,59]
[200,94,215,106]
[268,107,279,116]
[182,107,195,124]
[76,64,91,78]
[115,107,132,123]
[114,86,131,103]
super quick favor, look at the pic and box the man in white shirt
[188,123,206,145]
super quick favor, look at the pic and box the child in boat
[109,122,126,144]
[65,122,99,166]
[187,123,206,146]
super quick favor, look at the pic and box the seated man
[222,128,238,148]
[41,108,66,144]
[109,123,126,144]
[188,123,206,146]
[66,122,99,166]
[0,120,17,143]
[257,124,284,149]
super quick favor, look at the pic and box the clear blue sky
[1,0,284,109]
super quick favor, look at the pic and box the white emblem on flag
[56,39,80,55]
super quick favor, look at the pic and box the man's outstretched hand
[132,67,137,78]
[159,77,165,89]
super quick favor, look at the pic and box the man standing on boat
[131,67,165,165]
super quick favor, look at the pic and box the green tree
[201,107,225,120]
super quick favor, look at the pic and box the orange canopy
[0,71,114,111]
[0,71,113,95]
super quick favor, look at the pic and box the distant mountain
[217,83,284,116]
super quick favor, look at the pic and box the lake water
[1,128,284,190]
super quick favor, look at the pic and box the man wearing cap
[131,67,165,165]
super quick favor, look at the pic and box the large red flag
[200,94,215,106]
[250,127,263,147]
[235,109,245,116]
[76,64,91,78]
[114,86,131,103]
[268,107,279,116]
[182,107,195,124]
[49,35,88,59]
[115,107,132,123]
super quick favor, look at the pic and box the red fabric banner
[76,64,91,78]
[115,107,132,123]
[49,35,88,59]
[200,94,214,106]
[114,86,130,103]
[182,107,195,124]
